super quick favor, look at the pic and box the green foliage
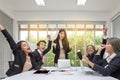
[29,33,37,43]
[26,31,103,66]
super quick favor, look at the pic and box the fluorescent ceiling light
[77,0,86,6]
[35,0,45,6]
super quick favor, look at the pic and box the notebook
[58,59,71,68]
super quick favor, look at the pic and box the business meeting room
[0,0,120,80]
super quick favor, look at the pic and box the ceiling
[4,0,120,12]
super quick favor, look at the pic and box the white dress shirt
[106,53,116,63]
[37,49,43,56]
[104,53,116,68]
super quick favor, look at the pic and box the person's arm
[53,40,57,54]
[0,24,17,54]
[77,51,82,60]
[93,45,105,65]
[42,40,52,56]
[100,26,108,58]
[82,56,94,68]
[82,54,120,76]
[102,26,107,47]
[36,60,43,68]
[92,55,104,65]
[103,26,108,37]
[77,45,82,60]
[93,56,120,76]
[32,50,44,67]
[32,59,41,70]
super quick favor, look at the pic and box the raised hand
[39,67,47,71]
[77,45,81,51]
[82,55,94,68]
[82,55,90,64]
[0,24,4,30]
[47,34,51,40]
[97,44,106,55]
[103,26,108,36]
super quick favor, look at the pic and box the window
[19,21,105,66]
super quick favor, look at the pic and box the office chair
[8,61,13,68]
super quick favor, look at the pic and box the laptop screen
[58,59,71,68]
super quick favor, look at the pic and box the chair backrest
[8,61,14,68]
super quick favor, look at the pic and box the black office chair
[8,61,14,68]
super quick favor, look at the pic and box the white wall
[0,10,13,78]
[14,11,111,21]
[110,5,120,20]
[0,0,15,19]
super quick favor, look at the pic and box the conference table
[2,67,118,80]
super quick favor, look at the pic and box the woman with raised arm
[82,37,120,79]
[77,27,108,62]
[0,24,42,76]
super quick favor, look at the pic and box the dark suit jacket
[1,29,41,76]
[53,39,71,64]
[100,38,107,59]
[33,40,52,66]
[93,54,120,79]
[77,38,107,61]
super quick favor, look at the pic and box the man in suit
[33,35,52,67]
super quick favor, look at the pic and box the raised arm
[100,26,108,58]
[42,34,52,55]
[77,45,82,60]
[53,40,58,54]
[102,26,108,44]
[0,24,17,52]
[83,55,120,76]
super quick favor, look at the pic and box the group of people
[77,27,120,79]
[0,24,120,79]
[0,24,71,76]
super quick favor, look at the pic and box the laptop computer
[58,59,71,69]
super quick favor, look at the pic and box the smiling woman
[0,24,42,76]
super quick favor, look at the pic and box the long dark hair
[16,40,33,56]
[86,45,96,55]
[86,45,96,52]
[56,29,69,50]
[107,37,120,54]
[16,40,26,51]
